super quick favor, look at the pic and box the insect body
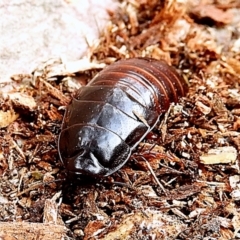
[58,58,188,177]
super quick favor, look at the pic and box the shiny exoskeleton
[58,58,188,177]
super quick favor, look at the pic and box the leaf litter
[1,0,240,239]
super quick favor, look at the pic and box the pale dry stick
[18,172,26,193]
[161,177,178,187]
[16,180,64,197]
[143,157,167,195]
[171,208,188,219]
[16,181,43,197]
[65,215,80,224]
[158,162,183,174]
[11,138,26,160]
[196,180,226,187]
[133,110,150,128]
[158,102,174,142]
[52,191,62,202]
[28,143,40,163]
[234,224,240,238]
[8,151,14,170]
[131,170,151,187]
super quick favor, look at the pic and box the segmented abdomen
[58,57,188,177]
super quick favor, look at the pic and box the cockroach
[58,57,188,177]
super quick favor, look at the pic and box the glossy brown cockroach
[58,57,188,177]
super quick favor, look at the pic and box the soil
[0,0,240,239]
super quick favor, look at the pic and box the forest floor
[1,0,240,239]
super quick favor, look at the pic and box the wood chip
[92,210,187,240]
[190,4,233,25]
[0,222,67,240]
[8,92,37,111]
[0,110,19,128]
[200,146,237,164]
[195,100,211,115]
[229,175,240,189]
[39,78,70,106]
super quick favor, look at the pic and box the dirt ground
[1,0,240,239]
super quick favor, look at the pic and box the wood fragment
[0,110,19,128]
[85,210,187,240]
[200,146,237,164]
[0,222,67,240]
[39,78,70,105]
[190,4,233,25]
[8,92,37,111]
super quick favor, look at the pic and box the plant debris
[200,146,237,164]
[1,0,240,239]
